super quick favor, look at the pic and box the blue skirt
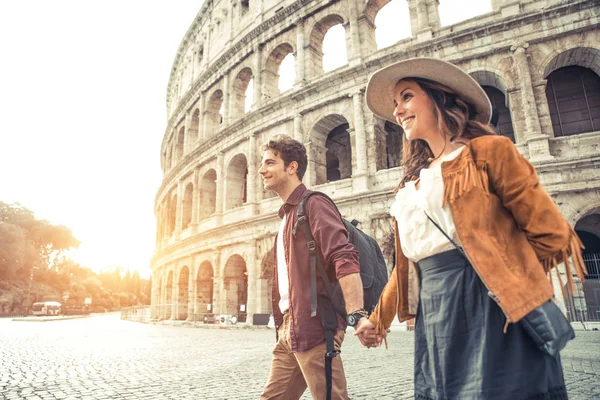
[414,249,568,400]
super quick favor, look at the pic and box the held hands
[353,317,383,348]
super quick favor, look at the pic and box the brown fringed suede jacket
[369,135,586,337]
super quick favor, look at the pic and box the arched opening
[165,271,173,319]
[182,183,193,230]
[177,267,189,320]
[372,0,411,49]
[168,194,177,235]
[309,15,347,77]
[196,261,214,317]
[189,108,200,146]
[381,121,403,170]
[199,169,217,220]
[232,67,254,117]
[482,86,515,142]
[264,43,295,100]
[322,24,347,72]
[279,53,295,93]
[260,249,274,314]
[311,114,352,185]
[175,127,184,162]
[223,255,248,321]
[546,66,600,137]
[325,124,352,183]
[206,89,224,137]
[225,154,248,210]
[438,0,491,26]
[574,210,600,322]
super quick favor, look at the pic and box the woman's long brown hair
[398,78,496,187]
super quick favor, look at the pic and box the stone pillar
[215,152,225,215]
[190,169,199,231]
[205,26,212,65]
[253,45,263,109]
[170,271,179,320]
[198,93,206,140]
[186,267,195,321]
[184,110,192,154]
[222,73,230,125]
[295,20,306,89]
[247,134,257,205]
[407,0,440,40]
[304,141,316,187]
[352,91,369,192]
[294,114,303,142]
[347,0,363,66]
[511,43,553,161]
[175,182,184,237]
[246,268,256,324]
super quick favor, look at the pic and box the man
[258,135,369,400]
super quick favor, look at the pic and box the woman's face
[392,80,438,142]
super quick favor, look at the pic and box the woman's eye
[403,93,412,101]
[393,100,398,107]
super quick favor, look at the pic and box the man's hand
[353,318,381,348]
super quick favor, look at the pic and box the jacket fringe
[542,228,587,299]
[442,160,489,207]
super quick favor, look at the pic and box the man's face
[258,149,289,194]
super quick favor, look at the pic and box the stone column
[294,114,303,142]
[184,110,192,154]
[190,169,199,232]
[170,270,178,320]
[295,20,306,89]
[246,268,256,324]
[205,26,212,65]
[347,0,363,66]
[198,92,206,140]
[215,152,225,215]
[511,43,553,161]
[253,45,263,109]
[304,141,316,187]
[222,73,230,125]
[174,182,184,240]
[186,267,195,321]
[247,134,257,205]
[352,91,369,192]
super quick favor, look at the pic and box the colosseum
[150,0,600,326]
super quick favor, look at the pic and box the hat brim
[365,58,492,126]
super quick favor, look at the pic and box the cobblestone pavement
[1,314,598,399]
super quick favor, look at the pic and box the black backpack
[292,191,389,400]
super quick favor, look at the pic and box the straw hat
[365,57,492,125]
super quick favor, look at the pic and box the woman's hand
[354,318,382,348]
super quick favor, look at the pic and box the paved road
[1,314,598,399]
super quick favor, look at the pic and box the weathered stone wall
[151,0,600,322]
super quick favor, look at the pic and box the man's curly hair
[261,135,307,180]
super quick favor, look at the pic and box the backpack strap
[293,191,340,316]
[294,190,341,400]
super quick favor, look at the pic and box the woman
[355,58,586,399]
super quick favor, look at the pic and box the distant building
[151,0,600,324]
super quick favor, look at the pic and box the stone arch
[205,89,224,137]
[469,70,515,142]
[264,43,295,101]
[573,207,600,320]
[368,0,412,50]
[199,168,217,220]
[373,119,402,171]
[232,66,254,117]
[225,153,248,210]
[542,47,600,79]
[260,248,274,314]
[308,14,348,77]
[196,261,214,314]
[182,182,193,230]
[177,266,190,320]
[223,255,248,317]
[310,114,352,185]
[189,108,200,147]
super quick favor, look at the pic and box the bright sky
[0,0,490,279]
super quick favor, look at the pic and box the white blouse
[389,146,466,262]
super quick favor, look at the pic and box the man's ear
[288,161,299,176]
